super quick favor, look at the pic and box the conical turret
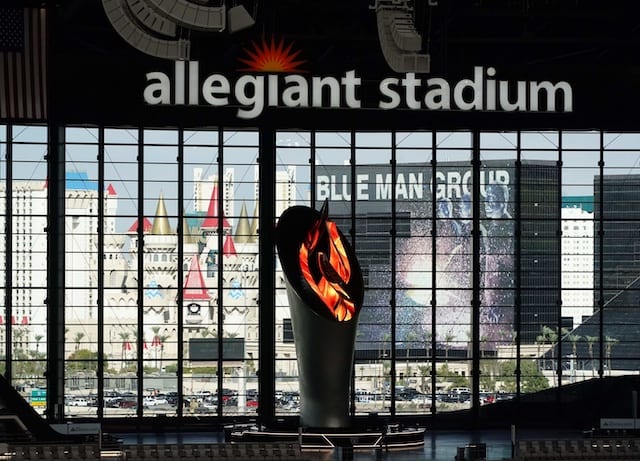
[182,210,201,245]
[151,192,173,235]
[201,184,231,232]
[235,202,252,244]
[249,202,259,243]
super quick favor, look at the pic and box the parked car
[165,391,178,405]
[68,397,88,406]
[143,396,168,406]
[450,387,471,394]
[119,398,137,409]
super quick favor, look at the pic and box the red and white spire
[183,254,210,300]
[201,184,231,231]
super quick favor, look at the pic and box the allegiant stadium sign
[143,62,573,120]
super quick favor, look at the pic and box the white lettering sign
[144,64,573,120]
[316,169,510,201]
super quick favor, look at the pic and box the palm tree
[158,333,171,364]
[535,333,545,371]
[74,332,85,352]
[404,331,418,382]
[118,331,131,365]
[133,327,154,360]
[34,334,44,355]
[585,335,598,376]
[421,330,432,360]
[151,326,162,369]
[480,334,488,359]
[605,336,618,376]
[560,329,581,382]
[443,333,455,365]
[381,332,391,359]
[13,327,25,352]
[540,326,558,385]
[151,326,172,369]
[417,364,431,395]
[566,333,581,357]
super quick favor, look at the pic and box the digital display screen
[315,160,515,353]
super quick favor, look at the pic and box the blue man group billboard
[314,160,516,354]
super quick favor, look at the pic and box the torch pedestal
[285,277,358,429]
[275,203,364,430]
[225,203,425,450]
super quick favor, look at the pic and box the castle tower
[234,202,252,244]
[183,254,213,329]
[137,193,178,326]
[201,185,231,236]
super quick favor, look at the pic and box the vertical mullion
[430,131,437,415]
[176,128,184,417]
[515,131,522,400]
[556,133,564,391]
[258,126,276,427]
[46,124,65,423]
[389,131,397,417]
[471,129,481,427]
[97,127,105,418]
[350,131,357,418]
[136,128,144,417]
[598,132,605,378]
[216,129,224,415]
[5,124,13,382]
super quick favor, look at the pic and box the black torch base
[225,424,426,450]
[276,204,366,430]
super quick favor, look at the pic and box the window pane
[10,126,48,414]
[275,130,311,416]
[65,127,99,418]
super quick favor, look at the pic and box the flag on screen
[0,7,47,120]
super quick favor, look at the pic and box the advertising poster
[316,160,515,353]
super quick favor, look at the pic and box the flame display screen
[299,201,356,321]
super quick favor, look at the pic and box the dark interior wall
[49,1,640,130]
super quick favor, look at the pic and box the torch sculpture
[276,200,364,429]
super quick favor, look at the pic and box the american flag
[0,7,47,120]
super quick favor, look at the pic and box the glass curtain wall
[433,133,474,411]
[353,132,394,415]
[479,132,518,400]
[2,125,639,423]
[64,127,99,416]
[600,133,640,379]
[25,127,262,419]
[520,132,561,393]
[103,128,140,415]
[140,129,180,416]
[561,132,599,387]
[1,126,49,414]
[182,129,220,415]
[219,130,260,416]
[395,132,433,414]
[274,131,312,416]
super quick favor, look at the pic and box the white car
[68,397,88,406]
[143,396,168,406]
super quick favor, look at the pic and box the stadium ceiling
[6,0,640,129]
[38,0,640,75]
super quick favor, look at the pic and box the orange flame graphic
[237,36,306,72]
[299,201,355,321]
